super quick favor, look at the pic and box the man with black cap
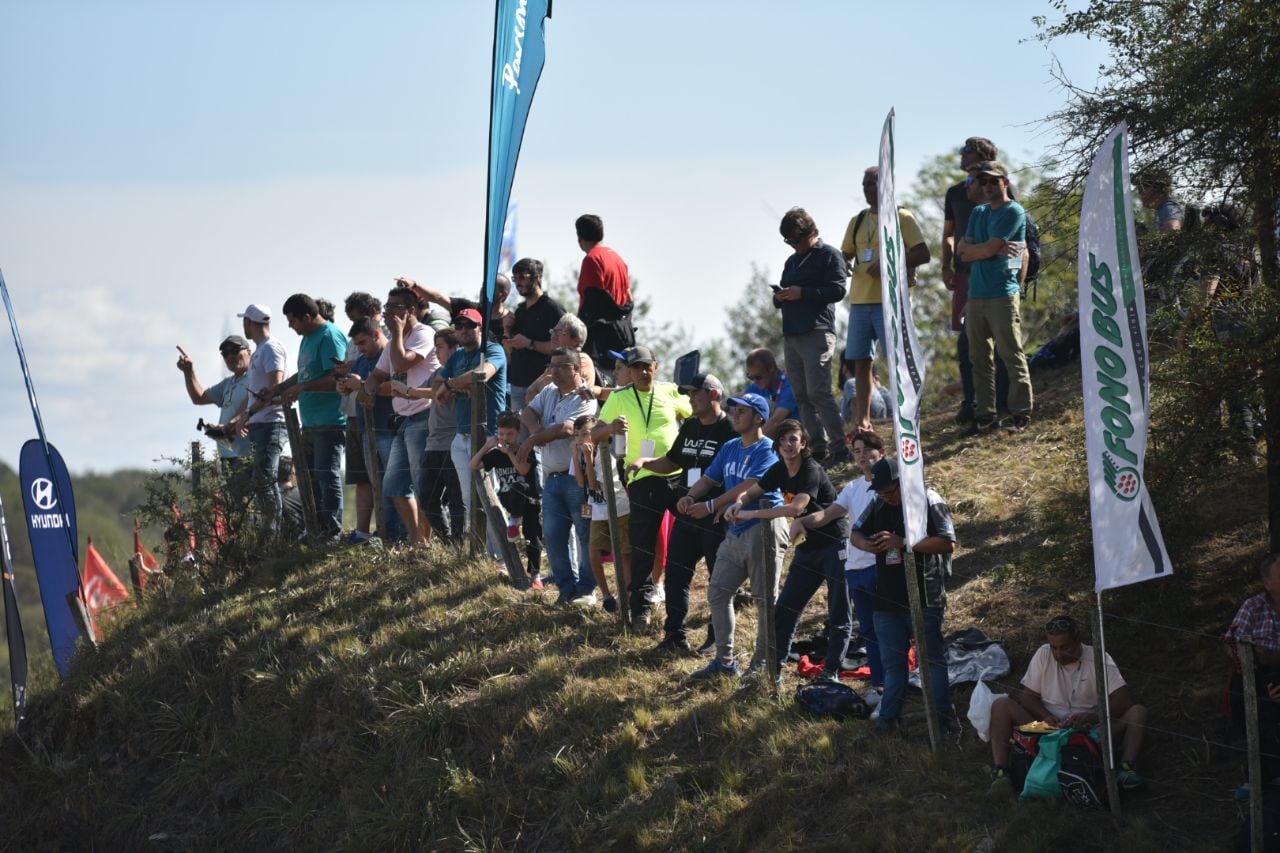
[594,345,691,627]
[851,457,958,734]
[627,372,736,653]
[177,335,253,467]
[957,160,1034,434]
[229,303,289,532]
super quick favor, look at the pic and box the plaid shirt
[1224,593,1280,652]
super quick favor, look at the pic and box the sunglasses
[747,373,765,382]
[977,176,1004,187]
[1045,617,1076,635]
[455,321,479,330]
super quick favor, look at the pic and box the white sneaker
[571,591,598,607]
[863,689,883,708]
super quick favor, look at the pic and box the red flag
[134,517,159,571]
[83,538,130,618]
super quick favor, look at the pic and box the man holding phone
[280,293,349,540]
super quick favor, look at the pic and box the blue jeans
[774,540,852,675]
[845,568,882,688]
[384,411,430,498]
[302,425,345,536]
[248,421,287,532]
[542,471,593,598]
[873,606,954,731]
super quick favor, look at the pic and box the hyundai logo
[31,478,57,511]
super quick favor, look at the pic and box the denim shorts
[383,410,430,498]
[846,303,886,361]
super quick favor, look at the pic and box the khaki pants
[966,295,1033,419]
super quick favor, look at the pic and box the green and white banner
[876,109,928,546]
[1078,122,1171,592]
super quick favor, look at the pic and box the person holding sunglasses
[957,160,1035,435]
[850,457,957,736]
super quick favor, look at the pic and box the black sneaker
[962,416,998,437]
[656,633,693,654]
[602,595,618,614]
[1002,414,1031,433]
[954,404,976,425]
[696,627,716,655]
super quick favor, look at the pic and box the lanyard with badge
[632,386,657,460]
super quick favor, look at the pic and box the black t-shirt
[664,413,737,501]
[482,447,541,516]
[508,294,565,386]
[853,488,955,613]
[944,182,976,274]
[757,457,848,553]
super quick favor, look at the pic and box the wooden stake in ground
[1240,640,1265,853]
[190,441,203,553]
[477,471,531,590]
[469,368,488,556]
[1091,601,1123,818]
[361,407,386,537]
[903,546,941,752]
[600,447,630,634]
[759,519,780,694]
[284,407,320,538]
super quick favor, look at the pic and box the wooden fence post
[759,519,780,694]
[284,407,320,539]
[903,546,941,753]
[190,441,203,552]
[600,449,630,634]
[361,407,386,537]
[469,369,487,556]
[1241,641,1265,853]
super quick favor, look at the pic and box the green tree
[1037,0,1280,549]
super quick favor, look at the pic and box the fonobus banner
[876,108,929,546]
[482,0,551,326]
[18,438,87,677]
[0,492,28,725]
[1078,122,1171,592]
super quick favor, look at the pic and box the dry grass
[0,366,1269,850]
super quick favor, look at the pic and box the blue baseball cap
[727,392,770,423]
[607,349,628,363]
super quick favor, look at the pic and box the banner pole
[1091,595,1123,817]
[903,545,940,752]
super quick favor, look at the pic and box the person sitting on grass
[988,614,1147,793]
[470,411,543,588]
[573,414,627,614]
[725,419,851,685]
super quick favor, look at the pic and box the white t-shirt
[247,336,287,425]
[375,323,439,417]
[1020,643,1126,720]
[835,476,876,572]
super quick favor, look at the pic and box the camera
[197,418,232,439]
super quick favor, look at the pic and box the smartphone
[770,284,783,293]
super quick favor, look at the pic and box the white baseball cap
[237,304,271,324]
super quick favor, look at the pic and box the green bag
[1019,728,1071,801]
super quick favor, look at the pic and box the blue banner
[482,0,551,328]
[19,440,84,678]
[0,493,28,725]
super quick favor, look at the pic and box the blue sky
[0,0,1107,472]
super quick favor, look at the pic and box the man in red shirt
[576,214,635,378]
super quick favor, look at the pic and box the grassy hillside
[0,366,1268,850]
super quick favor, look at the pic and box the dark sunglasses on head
[1045,616,1076,635]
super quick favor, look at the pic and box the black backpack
[794,681,870,721]
[1058,733,1109,810]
